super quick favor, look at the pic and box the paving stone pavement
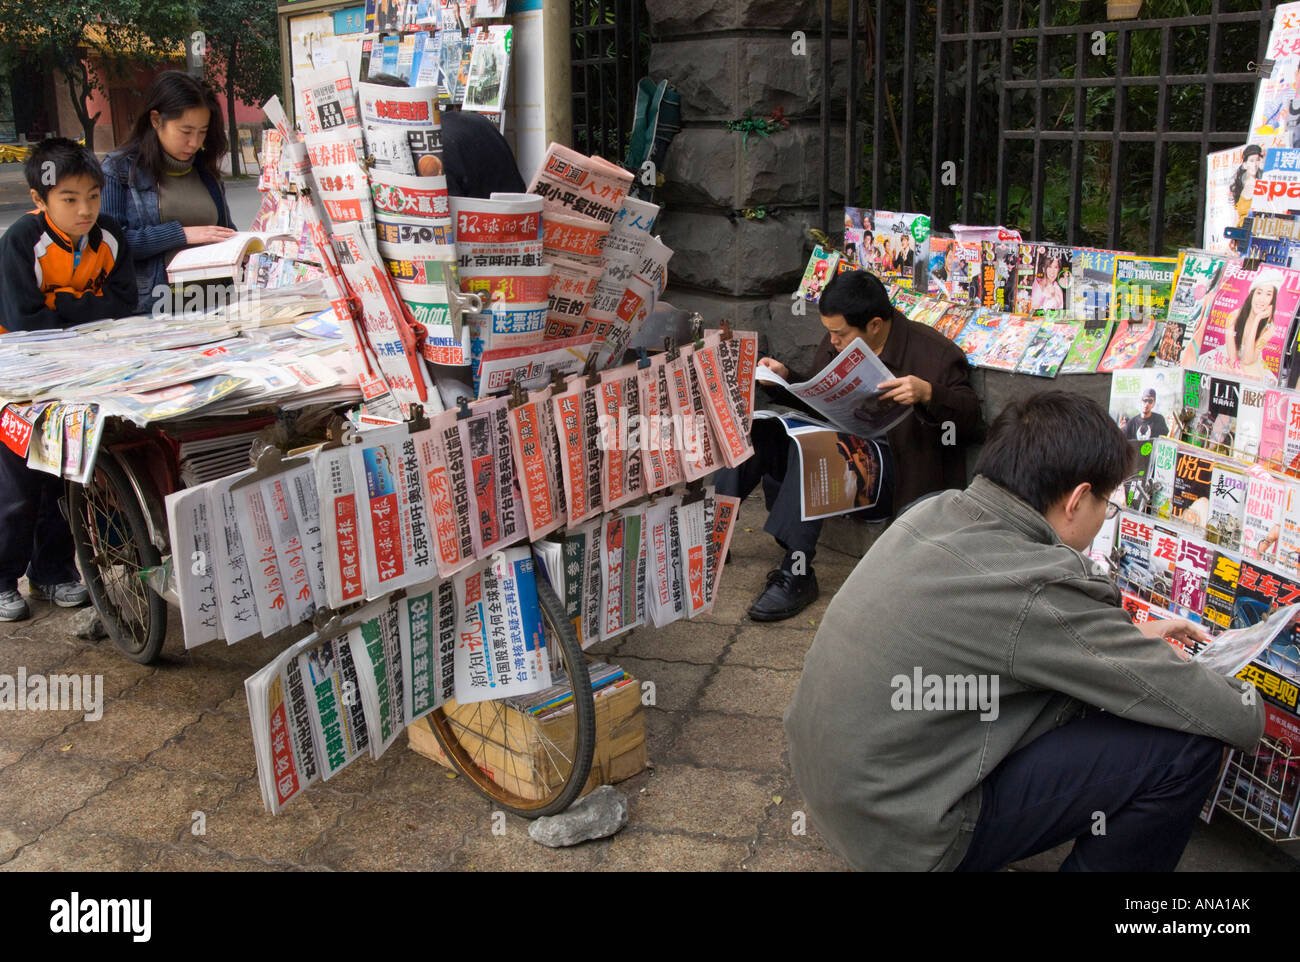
[0,495,1296,872]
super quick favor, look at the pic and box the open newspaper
[754,337,909,438]
[753,409,886,521]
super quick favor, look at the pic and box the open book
[754,337,910,438]
[167,232,294,285]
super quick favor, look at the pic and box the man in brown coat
[715,270,983,620]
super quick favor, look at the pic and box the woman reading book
[102,71,236,315]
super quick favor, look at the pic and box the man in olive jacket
[784,392,1265,871]
[715,270,982,621]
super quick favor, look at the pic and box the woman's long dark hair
[1233,283,1277,351]
[1230,145,1264,206]
[121,70,227,183]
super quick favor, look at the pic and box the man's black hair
[818,270,895,331]
[974,391,1133,515]
[24,137,105,201]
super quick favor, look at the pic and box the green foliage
[0,0,193,143]
[198,0,280,173]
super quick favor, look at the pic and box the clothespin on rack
[690,313,705,350]
[636,347,651,369]
[456,396,473,420]
[406,402,430,434]
[320,413,359,451]
[312,589,407,642]
[681,479,706,505]
[663,336,680,363]
[550,369,569,393]
[719,319,733,342]
[362,154,377,169]
[230,445,311,493]
[508,380,528,409]
[1249,59,1276,78]
[1241,256,1264,272]
[583,351,602,389]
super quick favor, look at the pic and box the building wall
[645,0,854,376]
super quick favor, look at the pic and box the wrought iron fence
[570,0,651,164]
[827,0,1277,255]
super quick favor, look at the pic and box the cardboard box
[407,676,647,801]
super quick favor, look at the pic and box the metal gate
[570,0,651,164]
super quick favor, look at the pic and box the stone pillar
[645,0,853,373]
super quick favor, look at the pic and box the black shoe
[747,567,819,622]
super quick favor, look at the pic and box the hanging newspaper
[704,491,741,613]
[246,633,323,814]
[551,376,606,525]
[358,82,444,177]
[298,635,370,779]
[586,273,653,368]
[400,579,458,722]
[296,62,364,150]
[755,336,910,438]
[666,345,721,481]
[544,261,602,339]
[248,465,318,626]
[528,142,634,227]
[719,327,760,432]
[370,169,454,252]
[304,132,374,232]
[644,493,686,627]
[600,505,647,641]
[691,333,754,468]
[417,408,477,577]
[316,444,367,610]
[637,354,684,493]
[383,253,471,366]
[462,265,552,359]
[208,471,261,643]
[542,209,610,271]
[344,596,407,760]
[453,193,544,270]
[674,495,711,618]
[452,547,552,704]
[477,333,596,397]
[508,386,567,540]
[597,362,646,509]
[165,486,223,649]
[231,474,295,638]
[456,394,523,556]
[351,424,436,598]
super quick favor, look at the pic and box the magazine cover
[926,236,954,296]
[1206,463,1247,551]
[844,206,873,266]
[1113,254,1178,325]
[1149,521,1180,608]
[1192,262,1300,385]
[1012,242,1037,314]
[933,304,976,342]
[1171,448,1214,536]
[952,309,1003,365]
[1162,250,1230,368]
[1203,550,1242,631]
[978,315,1040,371]
[1171,535,1214,624]
[1071,248,1119,321]
[1026,244,1072,316]
[980,240,1020,312]
[1244,475,1289,565]
[1096,318,1159,372]
[752,411,885,520]
[951,240,983,304]
[1147,437,1177,520]
[1015,320,1080,378]
[1108,367,1180,475]
[796,245,841,302]
[1259,388,1294,474]
[1279,483,1300,574]
[462,24,511,118]
[1116,512,1154,597]
[1204,145,1249,253]
[871,211,931,290]
[1180,371,1243,458]
[1057,319,1115,374]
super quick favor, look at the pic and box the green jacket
[783,475,1266,871]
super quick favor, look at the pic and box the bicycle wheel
[426,574,596,818]
[67,452,168,664]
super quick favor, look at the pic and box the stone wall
[646,0,853,373]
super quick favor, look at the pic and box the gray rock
[657,210,811,295]
[71,606,107,641]
[528,785,628,848]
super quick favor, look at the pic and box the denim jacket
[784,476,1265,871]
[100,150,234,314]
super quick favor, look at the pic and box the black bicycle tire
[67,453,168,664]
[427,573,597,818]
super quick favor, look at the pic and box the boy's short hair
[25,137,105,201]
[974,391,1133,515]
[818,270,894,331]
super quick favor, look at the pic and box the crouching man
[784,391,1264,871]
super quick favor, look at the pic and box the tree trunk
[227,41,241,177]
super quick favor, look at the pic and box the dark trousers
[0,442,79,593]
[956,711,1224,872]
[713,418,893,562]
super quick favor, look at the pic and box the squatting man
[785,391,1265,871]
